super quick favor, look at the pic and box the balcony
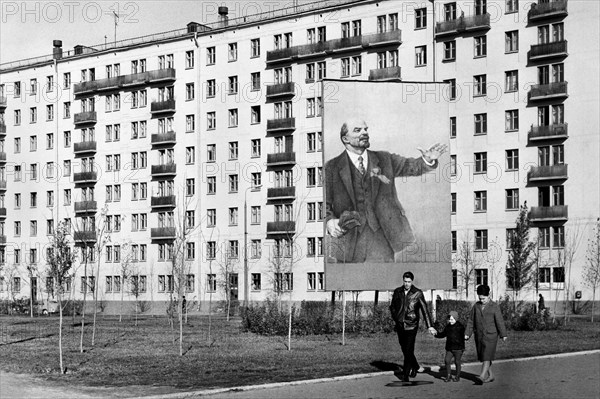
[74,231,97,244]
[266,82,296,101]
[528,82,568,101]
[529,205,568,222]
[528,124,568,142]
[0,180,6,191]
[267,186,296,202]
[528,41,568,61]
[527,164,568,183]
[150,99,176,114]
[151,195,176,209]
[151,227,176,240]
[0,122,6,136]
[369,66,402,81]
[435,13,491,37]
[267,221,296,238]
[266,118,295,135]
[73,141,97,155]
[73,111,97,125]
[151,163,177,177]
[0,207,6,218]
[0,235,6,245]
[74,200,97,213]
[0,96,6,110]
[266,29,402,64]
[151,131,177,146]
[73,171,98,184]
[73,68,176,95]
[0,152,6,163]
[267,152,296,169]
[528,0,568,22]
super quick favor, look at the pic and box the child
[434,311,465,382]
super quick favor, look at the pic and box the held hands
[428,327,437,336]
[417,143,448,164]
[501,336,508,342]
[464,335,470,341]
[327,219,345,238]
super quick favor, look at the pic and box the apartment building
[0,0,598,310]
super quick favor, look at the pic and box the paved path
[1,351,599,399]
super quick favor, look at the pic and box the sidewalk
[1,351,599,399]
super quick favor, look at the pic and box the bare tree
[118,242,135,322]
[486,237,504,299]
[453,232,481,300]
[583,218,600,322]
[556,222,585,325]
[46,221,76,374]
[506,204,538,309]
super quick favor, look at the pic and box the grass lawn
[1,314,599,392]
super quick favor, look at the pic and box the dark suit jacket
[325,150,436,262]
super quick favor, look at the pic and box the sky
[0,0,304,64]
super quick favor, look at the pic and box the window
[317,61,327,80]
[307,238,316,257]
[450,117,457,138]
[506,189,519,210]
[306,63,315,81]
[415,8,427,29]
[474,74,487,96]
[229,142,238,160]
[553,267,565,283]
[539,227,550,248]
[251,106,261,125]
[474,191,487,212]
[229,240,239,258]
[351,56,362,75]
[229,175,238,193]
[445,79,456,100]
[251,172,261,189]
[186,243,195,260]
[506,0,518,13]
[228,76,238,94]
[30,107,37,123]
[207,144,216,162]
[63,102,71,118]
[475,230,488,250]
[30,78,37,95]
[415,46,427,66]
[251,38,260,57]
[207,112,216,130]
[186,146,195,164]
[450,155,457,176]
[206,47,216,65]
[229,208,238,226]
[539,267,551,284]
[451,193,457,214]
[251,206,261,225]
[474,152,487,173]
[443,41,456,61]
[30,220,37,236]
[206,274,217,292]
[251,72,260,91]
[14,109,21,125]
[228,42,238,62]
[186,83,194,101]
[46,104,54,121]
[207,176,216,194]
[506,149,519,170]
[553,226,565,248]
[206,79,216,98]
[207,209,216,227]
[30,192,37,207]
[186,178,195,196]
[341,22,350,39]
[341,58,350,77]
[63,73,70,89]
[185,115,195,133]
[251,273,261,290]
[474,36,487,57]
[228,109,238,127]
[505,31,519,53]
[475,269,489,286]
[445,2,457,20]
[505,70,518,93]
[46,133,54,150]
[505,109,519,132]
[185,50,194,68]
[474,113,487,135]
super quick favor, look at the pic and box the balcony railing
[74,200,97,213]
[266,118,295,134]
[266,29,402,63]
[0,152,6,163]
[73,111,97,125]
[151,227,176,240]
[369,66,402,81]
[0,235,6,244]
[151,163,177,176]
[73,68,176,95]
[151,195,176,208]
[267,152,296,167]
[528,40,568,61]
[528,124,568,141]
[0,122,6,135]
[527,164,568,182]
[73,141,97,154]
[528,0,568,21]
[74,231,97,243]
[436,13,490,36]
[151,131,177,146]
[0,180,6,190]
[73,171,98,184]
[0,207,6,217]
[266,82,296,100]
[529,205,568,222]
[528,82,568,101]
[266,221,296,237]
[150,99,176,114]
[0,96,6,109]
[267,186,296,201]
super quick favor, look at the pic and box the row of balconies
[528,82,568,102]
[0,122,6,137]
[527,164,568,183]
[0,96,6,111]
[529,205,568,223]
[72,132,176,157]
[435,13,491,37]
[70,164,177,184]
[73,69,176,95]
[266,29,402,64]
[72,99,176,126]
[528,0,568,22]
[528,40,568,62]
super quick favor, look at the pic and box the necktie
[358,156,365,174]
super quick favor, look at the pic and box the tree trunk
[80,263,88,353]
[342,291,346,346]
[287,300,292,351]
[59,295,64,374]
[179,300,183,356]
[92,261,101,346]
[119,288,124,322]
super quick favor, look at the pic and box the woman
[465,285,508,383]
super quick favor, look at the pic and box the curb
[137,350,600,398]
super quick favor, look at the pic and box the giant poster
[323,80,452,291]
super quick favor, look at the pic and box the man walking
[389,271,436,382]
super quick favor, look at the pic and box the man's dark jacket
[389,285,433,330]
[435,322,466,351]
[325,150,436,262]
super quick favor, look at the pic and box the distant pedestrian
[434,311,465,382]
[538,294,545,312]
[182,296,187,312]
[465,285,507,384]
